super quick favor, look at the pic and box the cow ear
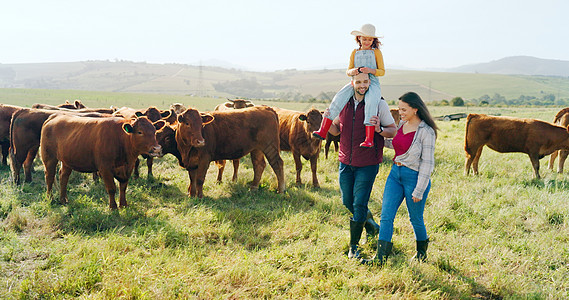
[298,114,307,121]
[246,103,254,107]
[201,113,214,125]
[153,120,166,130]
[177,114,185,123]
[224,102,233,108]
[134,111,144,118]
[160,110,171,119]
[123,123,134,134]
[74,100,82,108]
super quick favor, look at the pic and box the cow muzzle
[148,145,163,157]
[192,138,206,148]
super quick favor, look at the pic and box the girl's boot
[359,125,375,148]
[313,117,333,140]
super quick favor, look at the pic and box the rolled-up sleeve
[412,128,436,199]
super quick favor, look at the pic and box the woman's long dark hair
[399,92,439,137]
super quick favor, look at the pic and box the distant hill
[450,56,569,77]
[1,59,569,102]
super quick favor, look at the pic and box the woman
[362,92,438,266]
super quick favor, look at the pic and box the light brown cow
[548,108,569,173]
[170,103,187,115]
[176,106,285,198]
[214,99,254,111]
[273,107,322,187]
[465,113,569,179]
[40,115,164,209]
[32,100,86,110]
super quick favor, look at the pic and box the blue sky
[1,0,568,71]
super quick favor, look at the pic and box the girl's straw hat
[350,24,381,38]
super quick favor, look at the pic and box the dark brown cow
[113,106,174,178]
[9,108,112,184]
[176,106,285,198]
[40,115,164,209]
[323,107,400,159]
[0,104,23,165]
[548,108,569,173]
[212,100,255,182]
[32,100,86,110]
[465,113,569,179]
[273,107,322,187]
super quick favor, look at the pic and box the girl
[313,23,385,148]
[362,92,438,266]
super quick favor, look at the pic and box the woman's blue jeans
[379,164,430,242]
[339,162,379,223]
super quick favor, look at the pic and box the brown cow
[176,106,285,198]
[32,100,86,110]
[324,107,400,159]
[9,108,112,184]
[548,108,569,173]
[40,115,164,209]
[113,106,175,178]
[465,113,569,179]
[0,104,23,165]
[273,107,322,187]
[212,99,255,182]
[214,99,254,111]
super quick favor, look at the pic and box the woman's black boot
[364,209,380,239]
[414,238,429,262]
[361,240,393,266]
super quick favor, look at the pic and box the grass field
[1,91,569,298]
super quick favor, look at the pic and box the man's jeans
[339,162,379,223]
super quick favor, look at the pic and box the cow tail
[464,114,475,154]
[9,109,25,157]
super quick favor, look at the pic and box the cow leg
[1,141,8,166]
[324,139,331,159]
[558,150,569,173]
[310,154,320,188]
[231,159,239,182]
[43,158,58,200]
[529,154,541,179]
[59,165,72,204]
[471,146,484,175]
[187,169,197,197]
[250,149,267,190]
[293,152,303,186]
[215,160,226,182]
[99,170,118,209]
[262,146,285,194]
[118,180,129,208]
[9,148,21,185]
[133,158,140,179]
[549,150,558,170]
[334,140,339,153]
[23,146,39,183]
[195,162,210,198]
[146,157,154,178]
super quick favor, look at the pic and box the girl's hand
[362,67,375,74]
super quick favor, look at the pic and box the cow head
[122,116,163,157]
[176,108,214,148]
[155,124,178,157]
[299,108,323,139]
[169,103,187,115]
[227,98,253,109]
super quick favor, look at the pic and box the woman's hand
[412,196,421,203]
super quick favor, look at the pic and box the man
[327,72,396,259]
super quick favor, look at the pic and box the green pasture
[1,90,569,298]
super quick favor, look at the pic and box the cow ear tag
[123,123,134,133]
